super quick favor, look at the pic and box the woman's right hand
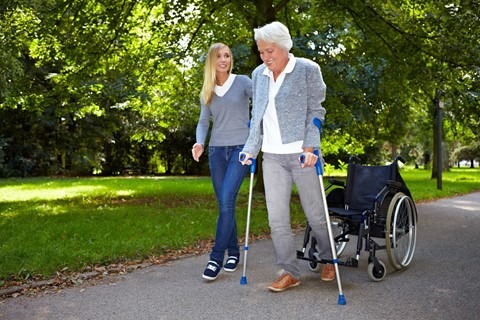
[192,143,204,162]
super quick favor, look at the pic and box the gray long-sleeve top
[196,75,252,146]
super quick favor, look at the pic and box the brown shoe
[268,273,300,292]
[321,264,335,281]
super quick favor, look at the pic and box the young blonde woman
[192,43,252,281]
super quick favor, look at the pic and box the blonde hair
[201,43,233,106]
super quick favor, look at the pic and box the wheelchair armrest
[328,179,345,187]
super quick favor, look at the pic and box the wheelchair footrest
[296,250,308,260]
[343,257,359,268]
[318,257,359,268]
[296,250,359,268]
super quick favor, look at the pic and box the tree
[0,0,478,178]
[452,143,480,168]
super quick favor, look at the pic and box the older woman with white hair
[240,21,334,292]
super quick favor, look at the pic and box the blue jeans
[208,145,248,265]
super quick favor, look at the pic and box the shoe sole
[224,257,239,272]
[268,281,300,292]
[223,266,237,272]
[202,274,218,281]
[321,277,335,282]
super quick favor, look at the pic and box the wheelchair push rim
[385,192,418,270]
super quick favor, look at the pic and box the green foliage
[323,159,348,176]
[0,0,478,176]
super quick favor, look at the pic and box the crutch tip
[240,276,247,285]
[337,294,347,305]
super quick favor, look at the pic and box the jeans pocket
[208,146,216,157]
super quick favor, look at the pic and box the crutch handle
[299,154,305,163]
[239,152,247,161]
[299,151,323,176]
[239,152,256,169]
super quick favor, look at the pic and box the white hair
[254,21,293,51]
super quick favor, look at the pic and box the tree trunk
[431,89,442,180]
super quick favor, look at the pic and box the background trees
[0,0,478,177]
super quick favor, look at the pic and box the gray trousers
[263,152,332,278]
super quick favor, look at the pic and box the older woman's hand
[239,152,254,166]
[299,151,318,168]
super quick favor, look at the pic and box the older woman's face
[257,40,289,75]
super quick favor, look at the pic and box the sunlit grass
[0,177,251,281]
[400,167,480,202]
[0,168,479,283]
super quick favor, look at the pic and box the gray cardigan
[242,58,326,157]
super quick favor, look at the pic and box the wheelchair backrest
[345,163,398,211]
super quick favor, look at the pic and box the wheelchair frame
[297,156,418,281]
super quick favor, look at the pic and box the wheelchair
[297,156,418,281]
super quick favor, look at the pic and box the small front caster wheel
[367,260,386,281]
[308,247,321,272]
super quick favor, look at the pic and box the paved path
[1,192,480,320]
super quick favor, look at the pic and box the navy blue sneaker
[202,261,221,280]
[223,256,239,272]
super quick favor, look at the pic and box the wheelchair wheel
[331,216,348,256]
[385,192,418,270]
[308,247,321,272]
[367,260,386,282]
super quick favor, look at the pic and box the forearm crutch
[239,154,256,285]
[312,117,347,305]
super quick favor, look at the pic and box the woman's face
[215,46,231,74]
[257,40,289,75]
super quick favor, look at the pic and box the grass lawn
[1,167,479,285]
